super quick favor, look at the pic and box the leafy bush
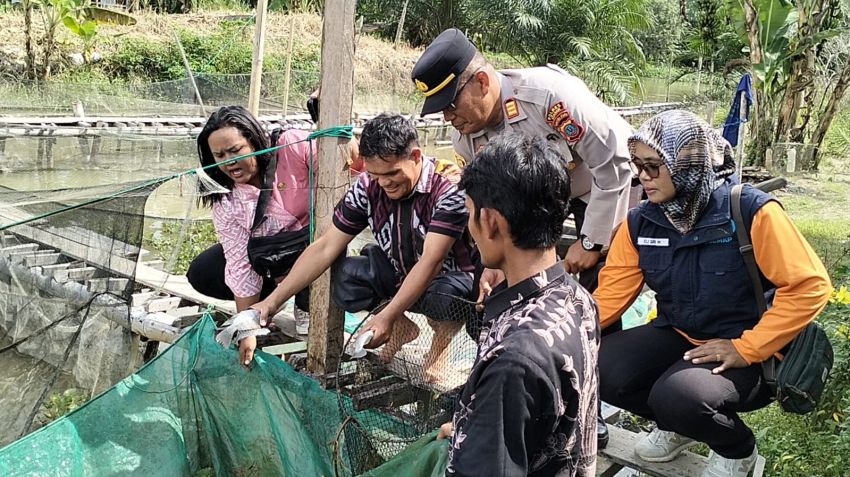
[819,104,850,163]
[744,294,850,477]
[101,21,320,83]
[105,35,182,81]
[743,214,850,476]
[146,219,217,275]
[43,388,88,422]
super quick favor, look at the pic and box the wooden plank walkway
[0,204,236,316]
[0,102,683,137]
[597,407,766,477]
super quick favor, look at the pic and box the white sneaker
[294,308,310,335]
[635,428,696,462]
[702,445,758,477]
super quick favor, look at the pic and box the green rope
[306,125,354,241]
[0,126,353,232]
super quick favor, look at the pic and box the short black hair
[359,113,419,161]
[197,105,272,207]
[459,133,571,249]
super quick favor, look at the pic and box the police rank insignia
[546,101,585,144]
[504,98,520,119]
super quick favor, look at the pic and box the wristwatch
[580,235,603,252]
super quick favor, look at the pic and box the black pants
[186,243,309,312]
[599,324,772,459]
[332,244,474,322]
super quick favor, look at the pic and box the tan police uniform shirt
[453,64,633,246]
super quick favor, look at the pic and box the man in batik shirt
[438,132,600,477]
[248,113,476,382]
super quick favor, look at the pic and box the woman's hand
[684,339,748,374]
[238,335,257,369]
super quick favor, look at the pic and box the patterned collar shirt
[332,156,476,281]
[446,262,600,477]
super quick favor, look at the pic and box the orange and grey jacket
[593,180,831,364]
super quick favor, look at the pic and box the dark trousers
[332,244,474,322]
[186,244,309,311]
[599,324,772,458]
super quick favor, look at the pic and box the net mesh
[334,293,479,475]
[0,124,460,476]
[0,68,420,118]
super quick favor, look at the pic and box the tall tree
[735,0,847,166]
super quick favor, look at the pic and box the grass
[736,165,850,476]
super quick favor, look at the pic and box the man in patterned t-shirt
[249,113,476,381]
[438,132,599,477]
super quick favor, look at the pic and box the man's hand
[477,268,505,311]
[563,241,601,275]
[436,421,453,440]
[238,335,257,369]
[360,311,396,349]
[683,339,748,374]
[250,301,274,327]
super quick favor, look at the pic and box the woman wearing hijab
[592,110,830,477]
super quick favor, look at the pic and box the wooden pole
[282,14,296,118]
[695,55,703,96]
[307,0,356,376]
[394,0,410,47]
[172,31,206,116]
[248,0,269,116]
[705,101,716,126]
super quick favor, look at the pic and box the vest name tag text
[637,237,670,247]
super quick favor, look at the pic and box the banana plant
[63,16,98,62]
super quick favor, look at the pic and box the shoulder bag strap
[731,184,777,388]
[251,128,281,233]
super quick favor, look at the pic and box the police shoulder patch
[545,101,585,144]
[436,158,463,184]
[504,98,520,119]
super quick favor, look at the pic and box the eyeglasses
[631,160,665,179]
[445,71,479,112]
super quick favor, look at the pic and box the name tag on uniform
[637,237,669,247]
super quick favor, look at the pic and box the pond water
[0,76,728,225]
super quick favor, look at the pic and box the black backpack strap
[251,128,282,233]
[731,184,777,390]
[731,184,767,313]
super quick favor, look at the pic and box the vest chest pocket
[638,247,672,290]
[698,245,742,274]
[697,245,751,308]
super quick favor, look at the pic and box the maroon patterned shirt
[332,157,475,279]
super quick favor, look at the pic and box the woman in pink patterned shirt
[187,106,328,324]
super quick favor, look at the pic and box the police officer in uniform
[412,28,633,292]
[412,27,634,448]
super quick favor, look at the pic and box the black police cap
[411,28,477,116]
